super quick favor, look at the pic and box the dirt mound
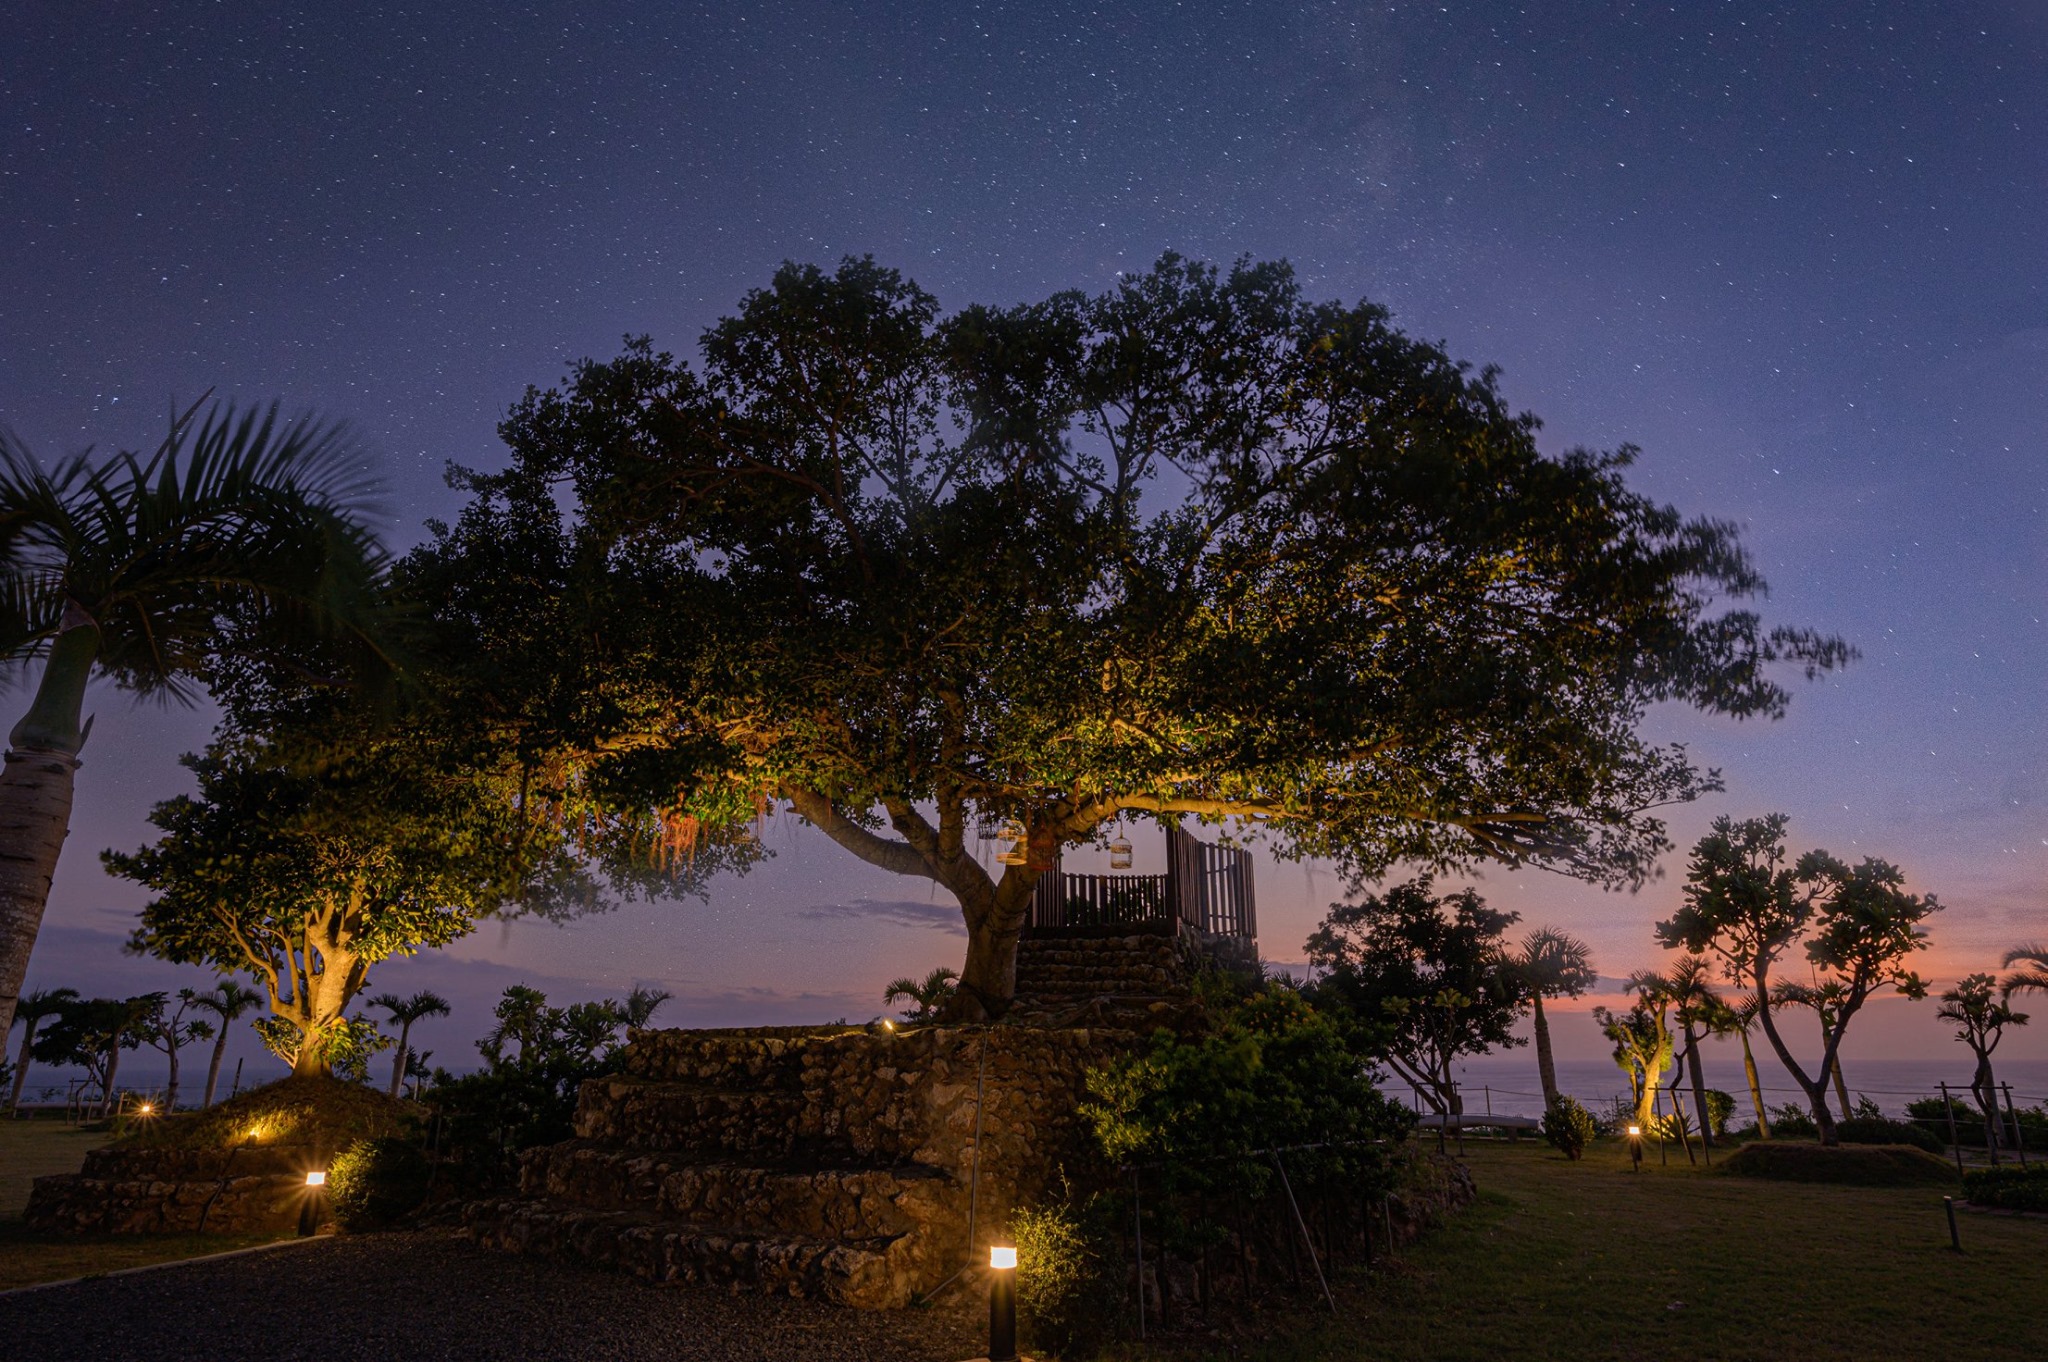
[120,1076,414,1152]
[1719,1140,1958,1187]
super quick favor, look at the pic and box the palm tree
[1641,957,1723,1148]
[2003,943,2048,998]
[619,986,673,1030]
[368,990,451,1099]
[7,985,77,1111]
[1706,991,1771,1139]
[186,980,265,1107]
[882,967,959,1022]
[1512,927,1597,1109]
[0,401,389,1037]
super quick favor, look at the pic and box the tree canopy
[406,252,1848,1016]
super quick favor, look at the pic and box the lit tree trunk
[0,611,99,1041]
[1684,1020,1713,1147]
[9,1016,43,1112]
[1830,1053,1852,1121]
[203,1028,229,1107]
[388,1019,414,1099]
[1738,1027,1770,1139]
[1531,992,1561,1108]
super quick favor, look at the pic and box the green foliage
[881,968,958,1022]
[1304,876,1524,1113]
[29,996,151,1098]
[1719,1141,1958,1187]
[1012,1196,1119,1359]
[114,1075,410,1151]
[1768,1103,1820,1140]
[1704,1088,1736,1137]
[1835,1116,1945,1155]
[1962,1164,2048,1212]
[1541,1096,1595,1160]
[327,1136,433,1232]
[408,252,1844,1014]
[1081,984,1410,1200]
[1903,1096,2048,1152]
[254,1015,390,1084]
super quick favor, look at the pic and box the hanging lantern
[997,839,1029,866]
[996,817,1026,843]
[1108,838,1133,870]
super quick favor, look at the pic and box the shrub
[1904,1096,2048,1152]
[327,1136,433,1231]
[1768,1103,1819,1140]
[1962,1164,2048,1212]
[1719,1141,1958,1187]
[1013,1196,1119,1358]
[1541,1096,1595,1161]
[1836,1115,1945,1155]
[1704,1089,1736,1137]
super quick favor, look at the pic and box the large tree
[0,403,389,1037]
[410,254,1846,1018]
[1657,814,1937,1145]
[1305,876,1525,1116]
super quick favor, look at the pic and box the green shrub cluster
[1835,1115,1945,1155]
[1962,1164,2048,1212]
[1012,1198,1119,1359]
[1541,1096,1595,1161]
[1904,1096,2048,1152]
[1719,1141,1958,1187]
[327,1136,433,1231]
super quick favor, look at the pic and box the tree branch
[783,786,940,882]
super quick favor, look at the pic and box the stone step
[465,1198,925,1309]
[1015,964,1179,984]
[1014,975,1188,996]
[574,1078,812,1158]
[617,1027,842,1087]
[519,1142,960,1240]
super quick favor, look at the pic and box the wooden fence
[1023,824,1256,939]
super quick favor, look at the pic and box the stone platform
[25,1144,333,1235]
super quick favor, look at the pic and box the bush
[1836,1115,1945,1155]
[1541,1096,1595,1161]
[1904,1096,2048,1152]
[1768,1103,1819,1140]
[1013,1196,1119,1359]
[1962,1164,2048,1212]
[1704,1089,1735,1137]
[327,1136,433,1231]
[1719,1141,1958,1187]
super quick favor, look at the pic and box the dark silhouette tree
[0,403,390,1039]
[136,990,214,1110]
[882,967,960,1022]
[6,985,77,1111]
[369,990,452,1099]
[1306,877,1524,1116]
[186,979,265,1107]
[1937,973,2026,1158]
[1513,927,1596,1109]
[408,254,1847,1019]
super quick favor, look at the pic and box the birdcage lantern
[996,817,1026,842]
[1108,837,1133,870]
[996,839,1029,866]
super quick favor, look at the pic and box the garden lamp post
[988,1244,1018,1362]
[1627,1124,1643,1173]
[299,1169,327,1237]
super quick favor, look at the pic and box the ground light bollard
[1943,1197,1963,1252]
[299,1170,327,1237]
[987,1245,1018,1362]
[1627,1124,1643,1173]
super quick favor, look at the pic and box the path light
[299,1169,328,1237]
[136,1102,154,1116]
[988,1245,1018,1362]
[1627,1124,1643,1174]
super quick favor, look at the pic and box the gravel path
[0,1229,983,1362]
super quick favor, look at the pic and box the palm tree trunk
[1739,1028,1769,1139]
[389,1019,414,1099]
[203,1029,229,1106]
[1532,993,1560,1108]
[1830,1054,1852,1121]
[1684,1022,1713,1147]
[8,1018,40,1111]
[0,615,99,1041]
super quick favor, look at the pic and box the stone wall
[25,1144,335,1235]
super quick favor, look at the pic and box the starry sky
[4,2,2045,1094]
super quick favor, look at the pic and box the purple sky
[3,2,2045,1087]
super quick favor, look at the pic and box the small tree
[1593,995,1672,1133]
[1936,974,2026,1158]
[882,968,960,1022]
[1513,927,1597,1111]
[1705,991,1771,1138]
[368,991,452,1099]
[1306,877,1524,1116]
[136,990,214,1110]
[1636,957,1722,1148]
[618,986,673,1031]
[31,995,152,1117]
[1770,979,1855,1121]
[1657,815,1937,1145]
[186,980,265,1107]
[7,986,77,1112]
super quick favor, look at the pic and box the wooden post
[1940,1082,1966,1177]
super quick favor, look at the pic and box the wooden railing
[1023,824,1257,939]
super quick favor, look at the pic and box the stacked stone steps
[1011,933,1196,1006]
[468,1198,913,1307]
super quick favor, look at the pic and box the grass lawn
[0,1117,280,1292]
[1190,1138,2048,1362]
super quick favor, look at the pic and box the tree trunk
[291,1039,331,1080]
[1532,993,1560,1108]
[389,1019,414,1099]
[1750,966,1838,1146]
[165,1037,181,1110]
[8,1018,40,1111]
[1830,1053,1852,1121]
[204,1030,228,1107]
[0,613,98,1041]
[1739,1028,1770,1139]
[101,1042,123,1119]
[1684,1022,1713,1147]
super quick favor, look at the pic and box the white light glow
[305,1171,326,1186]
[990,1245,1017,1270]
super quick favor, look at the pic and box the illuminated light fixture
[988,1245,1019,1361]
[137,1102,155,1116]
[882,1019,896,1033]
[996,839,1028,866]
[247,1127,262,1140]
[996,818,1026,843]
[305,1171,327,1187]
[1626,1125,1641,1137]
[1108,838,1133,870]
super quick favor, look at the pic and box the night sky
[4,2,2044,1091]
